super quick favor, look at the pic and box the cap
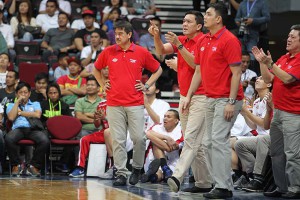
[67,57,81,65]
[82,9,95,18]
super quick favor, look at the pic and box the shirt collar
[115,42,136,52]
[185,32,204,43]
[207,26,227,40]
[286,52,300,59]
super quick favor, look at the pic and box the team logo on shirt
[200,47,205,51]
[112,58,118,62]
[288,65,293,69]
[130,59,137,63]
[212,47,217,51]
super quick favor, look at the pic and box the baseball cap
[67,57,81,65]
[82,9,95,18]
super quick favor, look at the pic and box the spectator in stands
[102,8,121,33]
[149,10,213,193]
[10,0,38,41]
[80,31,103,68]
[0,103,3,174]
[233,76,271,190]
[74,10,108,51]
[0,32,7,54]
[125,0,156,18]
[252,25,300,199]
[102,0,128,24]
[74,75,102,137]
[71,4,100,32]
[30,72,48,103]
[36,0,59,34]
[57,57,86,105]
[5,81,50,177]
[241,51,257,99]
[142,109,183,183]
[41,11,75,63]
[235,0,270,60]
[0,70,18,108]
[0,52,9,89]
[0,9,15,62]
[53,52,69,81]
[39,0,71,15]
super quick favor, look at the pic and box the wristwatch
[144,83,150,91]
[177,44,183,50]
[228,98,236,105]
[268,61,275,70]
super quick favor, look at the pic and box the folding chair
[18,62,48,87]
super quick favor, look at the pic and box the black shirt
[74,28,108,47]
[30,90,46,103]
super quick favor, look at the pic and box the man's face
[35,79,47,92]
[68,62,81,76]
[58,14,69,27]
[255,76,269,91]
[59,56,69,67]
[5,71,17,87]
[101,66,109,79]
[46,2,57,16]
[182,14,200,36]
[204,7,219,30]
[48,86,59,102]
[0,54,9,68]
[286,29,300,53]
[83,15,95,28]
[115,28,131,46]
[17,86,30,102]
[241,55,250,72]
[86,80,99,95]
[90,32,101,47]
[163,111,179,131]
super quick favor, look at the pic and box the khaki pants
[203,97,242,191]
[107,105,145,177]
[174,95,213,188]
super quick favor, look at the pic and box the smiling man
[93,20,162,186]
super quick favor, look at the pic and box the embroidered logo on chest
[288,65,293,69]
[212,47,217,51]
[112,58,118,62]
[201,47,205,51]
[130,59,137,63]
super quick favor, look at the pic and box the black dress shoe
[203,188,233,199]
[129,168,141,185]
[113,175,127,186]
[282,191,300,199]
[264,189,284,197]
[182,186,213,193]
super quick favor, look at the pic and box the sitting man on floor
[5,81,50,177]
[141,109,183,183]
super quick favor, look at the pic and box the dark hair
[0,52,10,62]
[208,2,228,25]
[17,0,33,25]
[34,72,49,83]
[168,109,180,120]
[80,4,91,10]
[150,16,162,25]
[114,20,133,41]
[16,81,31,92]
[242,51,250,57]
[108,0,123,7]
[185,10,204,27]
[8,70,19,80]
[110,7,121,16]
[58,11,70,21]
[46,82,61,98]
[86,75,100,87]
[291,24,300,39]
[58,52,68,60]
[46,0,59,9]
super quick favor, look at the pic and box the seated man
[30,72,48,103]
[39,0,71,15]
[36,0,59,34]
[141,109,183,183]
[5,81,50,177]
[233,76,272,191]
[0,52,10,89]
[71,4,100,32]
[125,0,156,19]
[57,57,86,105]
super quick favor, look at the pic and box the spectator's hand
[245,18,253,25]
[95,109,105,120]
[60,47,68,53]
[242,80,249,88]
[47,46,54,52]
[252,46,273,66]
[104,80,111,92]
[165,32,180,46]
[135,80,145,91]
[148,20,160,37]
[166,137,177,151]
[165,56,178,71]
[224,104,235,121]
[181,96,190,115]
[264,92,274,111]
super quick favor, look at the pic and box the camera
[238,18,249,37]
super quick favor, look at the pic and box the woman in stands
[101,0,128,24]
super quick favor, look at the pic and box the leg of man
[235,137,257,174]
[4,129,25,166]
[26,129,50,169]
[208,98,242,190]
[179,95,188,134]
[107,106,128,177]
[269,109,288,193]
[282,111,300,193]
[253,135,271,175]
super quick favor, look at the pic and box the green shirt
[74,95,102,130]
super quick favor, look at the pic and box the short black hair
[58,52,68,60]
[16,81,31,92]
[291,24,300,40]
[185,10,204,27]
[150,16,162,25]
[208,2,228,25]
[110,7,121,16]
[168,109,180,120]
[46,82,61,98]
[58,11,70,21]
[242,51,250,57]
[34,72,49,83]
[46,0,59,9]
[86,75,100,87]
[8,70,19,80]
[0,52,10,62]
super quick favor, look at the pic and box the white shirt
[39,0,71,15]
[241,69,257,99]
[0,71,7,89]
[252,98,269,135]
[0,23,14,48]
[231,113,252,138]
[71,19,100,30]
[36,13,59,33]
[81,45,98,61]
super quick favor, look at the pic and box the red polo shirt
[94,43,160,106]
[172,33,205,96]
[272,52,300,114]
[195,27,244,100]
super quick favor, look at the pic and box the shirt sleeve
[10,17,18,36]
[223,37,242,66]
[56,75,66,87]
[94,49,108,70]
[6,103,14,115]
[74,98,83,112]
[142,48,160,72]
[39,0,46,12]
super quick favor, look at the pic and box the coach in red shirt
[185,2,244,199]
[149,11,213,193]
[252,25,300,199]
[94,20,162,186]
